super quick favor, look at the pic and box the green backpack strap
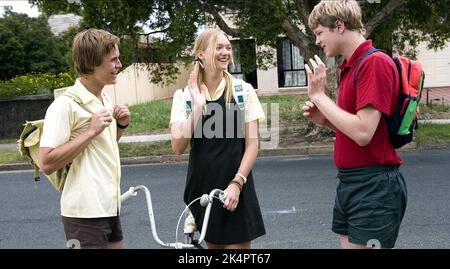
[183,79,247,116]
[232,79,246,110]
[183,86,193,117]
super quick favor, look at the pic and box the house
[416,42,450,105]
[48,14,82,35]
[227,38,450,105]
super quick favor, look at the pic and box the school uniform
[332,40,407,248]
[170,77,266,244]
[41,79,123,248]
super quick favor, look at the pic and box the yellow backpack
[18,92,87,192]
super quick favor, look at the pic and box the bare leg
[205,241,251,249]
[106,240,123,249]
[339,235,369,249]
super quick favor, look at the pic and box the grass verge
[0,150,28,164]
[119,141,177,157]
[414,123,450,149]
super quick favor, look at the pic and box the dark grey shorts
[332,165,407,248]
[62,215,123,249]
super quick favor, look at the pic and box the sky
[0,0,40,18]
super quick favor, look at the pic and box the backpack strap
[353,48,381,90]
[232,79,246,110]
[183,78,248,116]
[183,86,193,117]
[62,91,93,114]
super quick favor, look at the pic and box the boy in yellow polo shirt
[39,29,130,249]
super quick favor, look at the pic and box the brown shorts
[61,215,123,249]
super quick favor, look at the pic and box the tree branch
[295,0,311,28]
[282,18,319,60]
[139,28,169,36]
[204,4,249,38]
[364,0,405,37]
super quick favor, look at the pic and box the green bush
[0,72,75,99]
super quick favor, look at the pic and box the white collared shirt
[170,78,265,125]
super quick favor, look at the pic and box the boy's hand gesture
[113,105,130,127]
[302,100,327,126]
[89,109,112,136]
[305,55,328,101]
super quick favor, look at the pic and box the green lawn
[126,99,172,135]
[259,95,309,126]
[420,103,449,113]
[125,95,310,135]
[414,123,450,148]
[0,150,28,164]
[119,141,175,157]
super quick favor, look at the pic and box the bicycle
[120,185,227,249]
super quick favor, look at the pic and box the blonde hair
[308,0,365,34]
[72,28,120,76]
[192,28,234,103]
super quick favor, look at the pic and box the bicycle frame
[120,185,226,249]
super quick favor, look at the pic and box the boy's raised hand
[305,55,328,100]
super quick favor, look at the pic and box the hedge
[0,72,75,99]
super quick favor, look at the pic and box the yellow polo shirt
[40,79,121,218]
[170,78,265,125]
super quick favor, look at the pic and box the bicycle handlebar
[120,187,137,203]
[120,185,227,249]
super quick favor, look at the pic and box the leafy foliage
[29,0,450,83]
[0,72,74,99]
[0,11,68,80]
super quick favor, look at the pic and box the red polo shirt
[334,40,403,168]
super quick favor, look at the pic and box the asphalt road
[0,149,449,249]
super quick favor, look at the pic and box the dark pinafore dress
[184,88,266,244]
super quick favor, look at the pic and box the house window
[228,61,245,81]
[277,39,307,87]
[228,39,258,89]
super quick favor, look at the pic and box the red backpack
[354,48,425,148]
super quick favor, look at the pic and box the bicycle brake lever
[219,191,228,203]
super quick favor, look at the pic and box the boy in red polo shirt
[303,0,407,248]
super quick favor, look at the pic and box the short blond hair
[192,28,234,103]
[308,0,365,34]
[72,28,120,76]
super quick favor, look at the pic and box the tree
[30,0,205,84]
[0,11,69,80]
[30,0,450,138]
[30,0,450,85]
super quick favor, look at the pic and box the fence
[0,94,53,139]
[422,87,450,106]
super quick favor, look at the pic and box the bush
[0,72,75,99]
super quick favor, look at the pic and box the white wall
[255,46,279,92]
[103,64,192,105]
[416,42,450,88]
[55,63,192,105]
